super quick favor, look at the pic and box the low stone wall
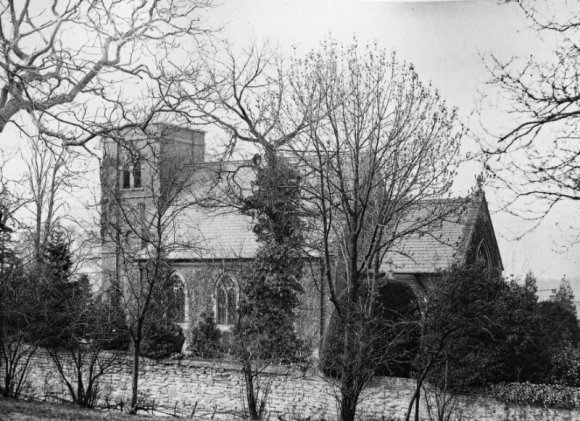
[10,350,580,420]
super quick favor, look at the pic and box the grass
[0,397,174,420]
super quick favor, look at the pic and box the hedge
[490,382,580,410]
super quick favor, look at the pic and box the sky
[1,0,578,292]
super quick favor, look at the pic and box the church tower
[100,124,205,296]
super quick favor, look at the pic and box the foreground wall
[15,350,578,421]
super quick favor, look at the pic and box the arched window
[168,272,186,324]
[121,150,142,189]
[476,240,491,269]
[215,274,238,326]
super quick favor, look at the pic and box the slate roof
[382,198,479,274]
[147,159,487,274]
[164,161,259,260]
[162,196,483,276]
[168,207,259,260]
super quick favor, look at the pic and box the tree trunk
[339,309,361,421]
[243,359,260,420]
[405,358,433,421]
[339,386,358,421]
[130,338,140,414]
[338,235,362,421]
[414,386,420,421]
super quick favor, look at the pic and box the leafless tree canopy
[20,140,87,262]
[295,40,462,305]
[289,40,463,421]
[162,43,326,160]
[0,0,212,145]
[484,0,580,220]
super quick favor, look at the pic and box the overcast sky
[201,0,579,286]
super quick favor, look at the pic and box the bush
[188,313,222,358]
[100,296,131,351]
[319,306,345,378]
[140,323,184,359]
[537,301,580,348]
[418,265,543,389]
[490,382,580,409]
[374,282,421,377]
[549,345,580,387]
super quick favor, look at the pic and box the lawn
[0,397,175,421]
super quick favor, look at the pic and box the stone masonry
[13,350,580,421]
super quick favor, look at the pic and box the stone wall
[12,350,579,420]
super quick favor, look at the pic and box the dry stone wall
[11,350,580,420]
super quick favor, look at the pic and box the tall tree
[234,157,308,420]
[173,40,462,421]
[21,139,86,264]
[37,229,79,348]
[294,40,463,421]
[169,44,326,418]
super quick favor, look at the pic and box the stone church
[100,124,503,349]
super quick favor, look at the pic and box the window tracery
[476,240,491,269]
[215,274,238,326]
[168,272,186,324]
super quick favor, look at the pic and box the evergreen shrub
[141,323,184,359]
[189,313,223,358]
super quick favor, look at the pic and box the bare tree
[20,138,87,263]
[0,0,213,146]
[291,40,463,421]
[165,44,327,418]
[0,259,38,399]
[483,1,580,227]
[172,40,464,420]
[165,43,325,161]
[100,124,206,413]
[0,157,36,399]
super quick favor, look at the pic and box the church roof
[169,207,259,260]
[162,193,489,276]
[136,158,497,274]
[382,198,480,274]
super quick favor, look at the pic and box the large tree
[164,44,328,418]
[484,1,580,223]
[234,157,309,420]
[173,40,462,421]
[294,41,463,421]
[0,0,212,145]
[166,45,324,418]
